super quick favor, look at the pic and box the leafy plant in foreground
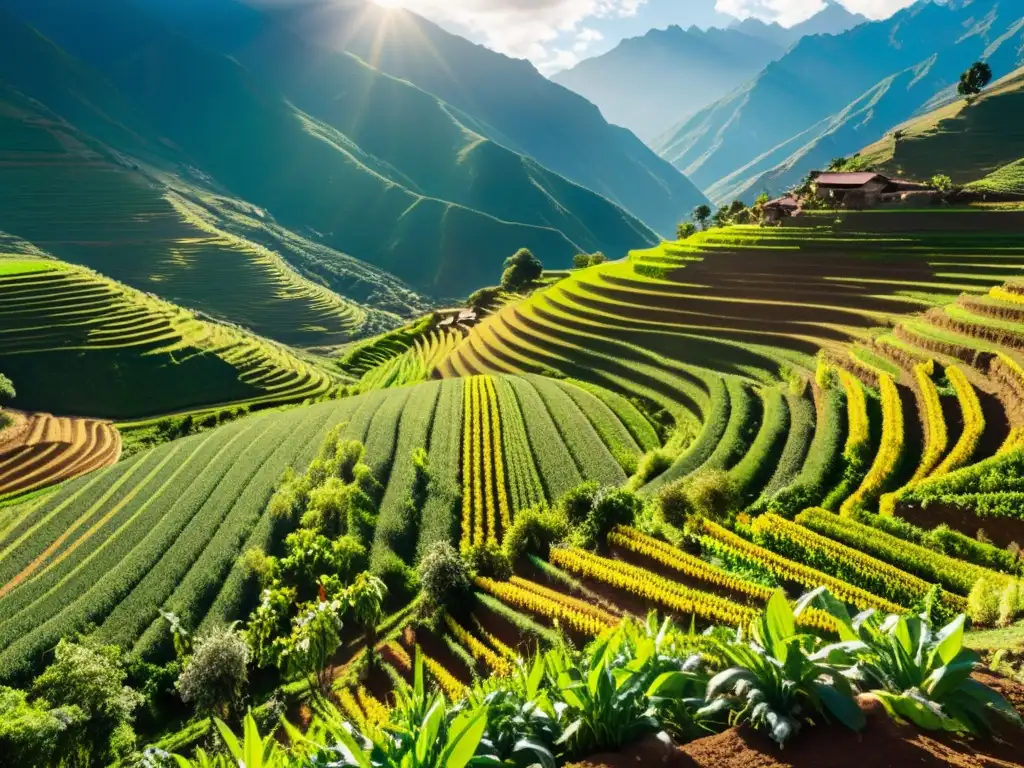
[701,590,865,747]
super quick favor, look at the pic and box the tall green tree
[692,204,712,230]
[500,248,543,291]
[958,61,993,97]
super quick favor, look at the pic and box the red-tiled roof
[765,195,800,209]
[814,172,887,187]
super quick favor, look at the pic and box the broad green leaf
[930,614,965,668]
[243,714,262,768]
[813,681,865,732]
[647,671,692,698]
[214,718,242,761]
[527,654,545,700]
[512,738,556,768]
[764,589,795,661]
[923,659,974,700]
[442,706,488,768]
[415,700,444,764]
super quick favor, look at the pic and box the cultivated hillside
[854,65,1024,190]
[657,0,1024,203]
[0,257,337,419]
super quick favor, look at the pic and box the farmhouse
[762,194,801,224]
[811,171,932,207]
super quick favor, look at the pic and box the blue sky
[373,0,917,74]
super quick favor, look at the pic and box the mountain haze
[0,0,669,303]
[554,1,867,142]
[656,0,1024,204]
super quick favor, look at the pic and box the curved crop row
[757,390,815,501]
[554,379,642,473]
[822,370,872,510]
[494,378,544,514]
[417,379,466,559]
[474,576,614,636]
[728,386,788,501]
[564,378,660,453]
[505,376,582,501]
[444,614,512,676]
[934,365,986,477]
[750,514,965,618]
[699,519,904,615]
[840,374,904,516]
[703,378,760,473]
[508,575,618,625]
[549,546,758,629]
[911,361,948,482]
[796,508,1007,596]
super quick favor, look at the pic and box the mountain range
[654,0,1024,204]
[0,0,707,318]
[553,0,867,142]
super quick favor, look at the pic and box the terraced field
[0,95,380,347]
[0,410,119,500]
[0,258,336,418]
[437,210,1024,543]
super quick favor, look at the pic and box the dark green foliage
[959,61,993,97]
[502,505,571,562]
[576,487,644,549]
[464,541,513,580]
[661,470,739,528]
[677,222,697,240]
[704,379,760,473]
[764,387,845,517]
[31,637,143,765]
[0,372,13,400]
[729,387,789,502]
[573,252,608,269]
[466,286,503,313]
[417,541,472,611]
[501,248,544,291]
[0,686,85,766]
[757,392,815,502]
[693,204,712,229]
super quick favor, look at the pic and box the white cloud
[376,0,647,71]
[714,0,915,25]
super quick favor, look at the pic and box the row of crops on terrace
[0,258,337,419]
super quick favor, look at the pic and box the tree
[573,252,607,269]
[827,157,847,171]
[346,571,387,650]
[500,248,543,291]
[278,598,344,696]
[692,204,712,230]
[676,222,697,240]
[0,686,85,766]
[958,61,993,98]
[0,373,13,401]
[31,637,143,765]
[930,174,954,193]
[176,624,250,722]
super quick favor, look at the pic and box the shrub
[968,577,1001,627]
[930,174,954,193]
[659,478,695,527]
[558,481,601,524]
[503,505,570,561]
[576,487,643,549]
[464,541,513,580]
[998,581,1022,627]
[373,551,420,605]
[0,686,83,765]
[628,448,673,489]
[682,471,739,525]
[417,541,473,610]
[676,222,697,240]
[176,625,250,721]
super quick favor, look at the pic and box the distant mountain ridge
[0,0,679,305]
[553,0,867,142]
[656,0,1024,204]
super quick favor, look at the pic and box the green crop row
[729,386,789,502]
[371,382,442,572]
[796,507,1004,596]
[363,388,415,484]
[128,408,335,660]
[760,386,845,517]
[495,378,545,514]
[756,391,815,502]
[526,375,625,486]
[416,379,466,560]
[554,379,641,473]
[699,378,757,473]
[643,375,729,493]
[505,376,581,501]
[565,378,660,452]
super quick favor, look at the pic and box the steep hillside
[552,27,784,142]
[0,0,661,297]
[657,0,1024,203]
[231,0,709,236]
[0,257,336,419]
[854,66,1024,186]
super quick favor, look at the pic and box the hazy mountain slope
[0,0,658,298]
[854,65,1024,185]
[244,0,708,237]
[552,27,784,142]
[730,0,867,46]
[657,0,1024,201]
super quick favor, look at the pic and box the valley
[3,1,1024,767]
